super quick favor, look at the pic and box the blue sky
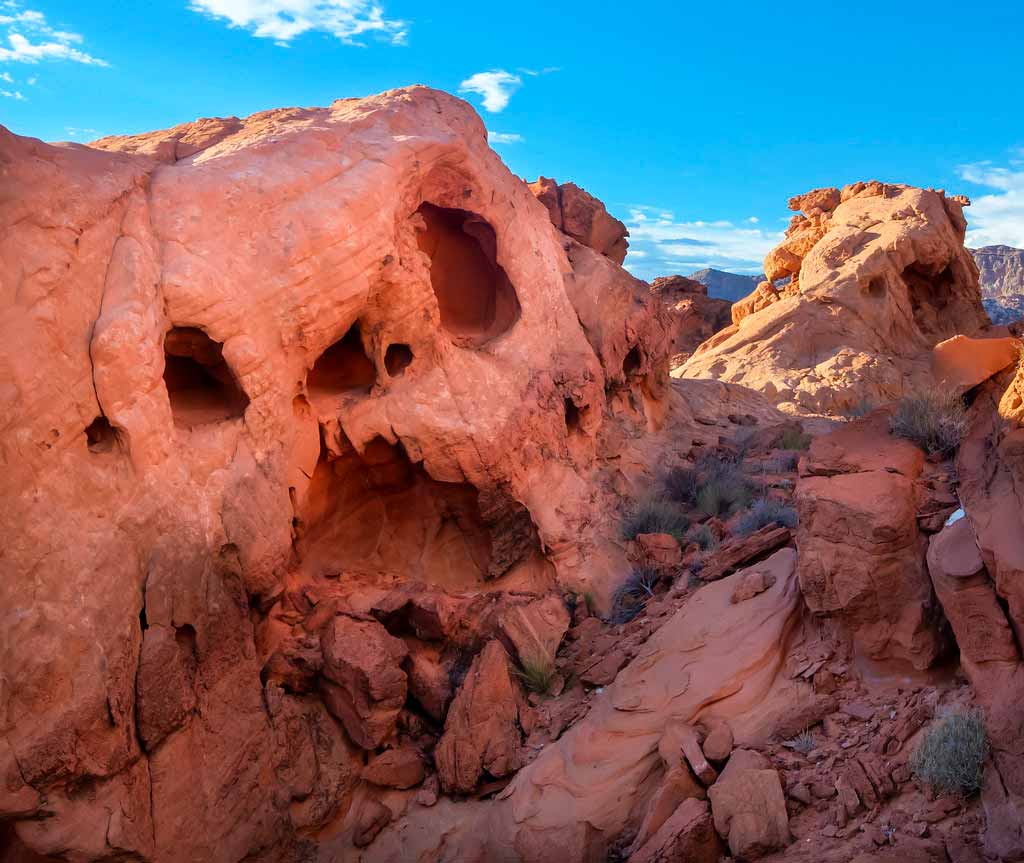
[2,0,1024,281]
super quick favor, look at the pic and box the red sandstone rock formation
[529,175,630,264]
[679,182,990,413]
[0,87,679,862]
[650,275,733,368]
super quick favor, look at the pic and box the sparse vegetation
[610,566,661,624]
[890,389,968,457]
[778,427,811,451]
[515,657,558,695]
[686,523,718,551]
[783,728,816,755]
[621,498,689,544]
[844,398,876,420]
[911,710,988,796]
[735,498,798,536]
[696,476,754,517]
[663,466,699,506]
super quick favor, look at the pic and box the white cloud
[188,0,408,46]
[63,126,99,139]
[747,216,759,224]
[487,130,523,145]
[459,69,521,113]
[0,4,107,65]
[0,69,10,80]
[623,204,781,280]
[1,86,24,99]
[957,154,1024,248]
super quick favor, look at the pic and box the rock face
[651,275,733,367]
[795,412,942,669]
[0,87,677,862]
[529,176,629,264]
[679,182,989,413]
[973,245,1024,324]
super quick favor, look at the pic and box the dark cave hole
[564,397,581,433]
[623,345,642,376]
[414,202,521,346]
[866,276,886,298]
[163,327,249,428]
[307,321,376,400]
[85,415,118,454]
[139,605,149,631]
[901,262,956,338]
[384,343,414,377]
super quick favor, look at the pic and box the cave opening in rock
[414,202,521,346]
[564,397,581,433]
[85,416,118,453]
[298,435,546,591]
[163,327,249,428]
[308,322,376,403]
[866,276,886,298]
[623,345,642,376]
[384,343,414,377]
[901,262,956,338]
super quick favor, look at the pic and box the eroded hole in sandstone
[308,322,376,404]
[298,435,544,590]
[564,397,581,433]
[414,202,521,346]
[867,276,886,298]
[163,327,249,427]
[85,416,118,453]
[623,345,642,376]
[384,343,413,377]
[901,262,956,337]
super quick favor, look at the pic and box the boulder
[701,720,734,763]
[680,182,989,413]
[709,767,790,859]
[362,747,425,790]
[636,532,683,568]
[932,333,1020,391]
[497,595,570,670]
[320,615,409,749]
[434,641,525,794]
[630,798,723,863]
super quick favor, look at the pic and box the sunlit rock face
[0,86,676,861]
[679,182,990,414]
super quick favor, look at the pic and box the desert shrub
[911,710,988,796]
[515,657,557,695]
[777,451,800,472]
[663,466,699,506]
[696,476,753,517]
[610,566,660,624]
[784,728,816,755]
[778,427,811,451]
[622,499,689,544]
[844,398,876,420]
[735,498,799,536]
[686,523,718,551]
[890,389,968,457]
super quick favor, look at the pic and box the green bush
[515,657,557,695]
[663,466,699,506]
[735,498,798,536]
[696,477,753,517]
[911,710,988,796]
[686,523,718,551]
[778,427,811,451]
[622,499,689,544]
[890,389,967,457]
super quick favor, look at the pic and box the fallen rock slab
[709,767,790,859]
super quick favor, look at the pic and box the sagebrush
[911,710,988,796]
[686,523,718,551]
[778,427,811,451]
[890,389,967,457]
[622,498,689,544]
[663,466,699,506]
[610,566,661,624]
[735,498,798,536]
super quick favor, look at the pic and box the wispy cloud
[623,204,781,280]
[487,130,523,145]
[0,3,107,65]
[459,69,522,113]
[188,0,408,46]
[957,150,1024,248]
[1,86,25,99]
[64,126,99,139]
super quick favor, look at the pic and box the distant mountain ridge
[687,267,762,302]
[971,245,1024,324]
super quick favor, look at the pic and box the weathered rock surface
[679,182,989,413]
[709,766,790,859]
[796,413,942,668]
[0,86,679,862]
[650,274,733,367]
[529,176,629,264]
